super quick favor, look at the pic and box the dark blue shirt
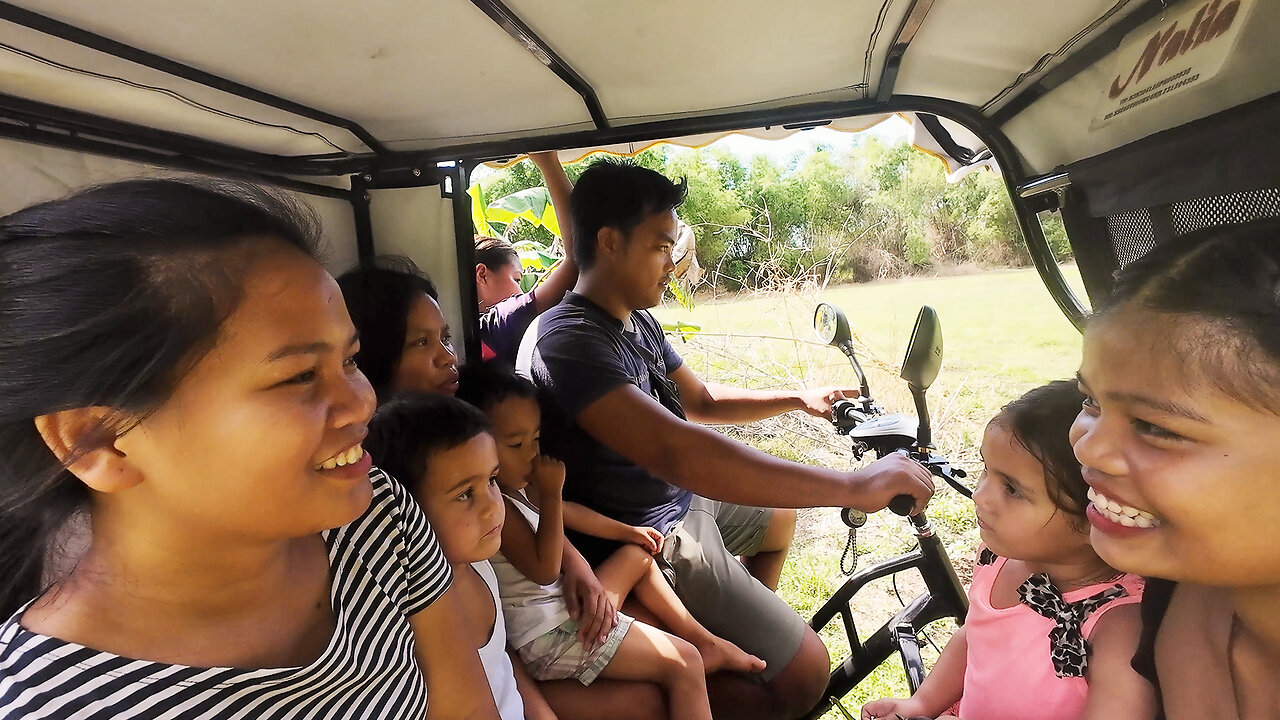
[479,289,539,364]
[518,293,691,556]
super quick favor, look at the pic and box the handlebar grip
[888,494,915,516]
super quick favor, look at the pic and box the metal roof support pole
[876,0,936,102]
[0,1,389,155]
[449,162,483,362]
[948,108,1088,330]
[350,174,375,266]
[1011,196,1087,331]
[467,0,609,129]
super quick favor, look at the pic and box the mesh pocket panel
[1107,189,1280,268]
[1170,188,1280,236]
[1106,208,1156,268]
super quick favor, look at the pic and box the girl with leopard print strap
[862,381,1155,720]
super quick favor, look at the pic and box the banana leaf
[467,182,495,237]
[485,187,561,239]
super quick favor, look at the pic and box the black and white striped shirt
[0,467,452,719]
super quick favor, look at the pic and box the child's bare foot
[695,635,766,674]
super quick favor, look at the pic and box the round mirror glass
[814,303,840,344]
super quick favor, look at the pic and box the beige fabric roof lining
[0,0,1272,176]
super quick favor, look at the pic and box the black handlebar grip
[888,494,915,516]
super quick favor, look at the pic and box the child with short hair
[367,394,542,720]
[862,380,1155,720]
[1070,218,1280,719]
[456,361,765,678]
[367,391,719,720]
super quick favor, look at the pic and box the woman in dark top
[475,152,579,364]
[1069,218,1280,719]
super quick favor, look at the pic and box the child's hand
[625,525,664,554]
[529,455,566,499]
[860,697,928,720]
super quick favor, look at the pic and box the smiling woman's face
[111,243,378,541]
[1071,308,1280,587]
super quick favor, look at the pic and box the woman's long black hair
[0,178,320,616]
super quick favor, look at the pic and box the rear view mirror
[814,303,851,347]
[900,306,942,391]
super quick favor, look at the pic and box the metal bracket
[1018,171,1071,211]
[361,165,444,190]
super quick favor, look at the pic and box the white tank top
[471,560,525,720]
[489,490,572,647]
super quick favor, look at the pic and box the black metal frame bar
[468,0,609,129]
[349,174,375,264]
[0,118,352,199]
[801,521,969,720]
[0,1,388,155]
[876,0,936,102]
[989,0,1170,126]
[0,91,366,177]
[450,162,483,362]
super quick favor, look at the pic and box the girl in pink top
[863,381,1156,720]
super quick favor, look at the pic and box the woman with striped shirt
[0,180,499,720]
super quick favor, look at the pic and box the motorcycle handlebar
[888,494,916,516]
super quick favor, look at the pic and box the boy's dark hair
[570,158,688,269]
[475,235,520,272]
[993,380,1088,525]
[0,178,320,616]
[366,392,493,496]
[456,361,537,413]
[336,256,440,401]
[1096,217,1280,414]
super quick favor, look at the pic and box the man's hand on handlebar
[847,452,935,515]
[799,386,861,420]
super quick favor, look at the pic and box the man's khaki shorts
[712,498,773,557]
[660,495,807,683]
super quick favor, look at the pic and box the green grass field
[652,266,1087,717]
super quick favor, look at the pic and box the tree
[473,136,1067,292]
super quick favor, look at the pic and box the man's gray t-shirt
[517,292,691,561]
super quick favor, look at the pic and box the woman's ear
[475,263,489,286]
[33,409,142,493]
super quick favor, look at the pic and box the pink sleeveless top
[958,552,1144,720]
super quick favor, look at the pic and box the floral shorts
[516,612,634,685]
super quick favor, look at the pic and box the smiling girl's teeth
[1088,487,1159,527]
[317,445,363,470]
